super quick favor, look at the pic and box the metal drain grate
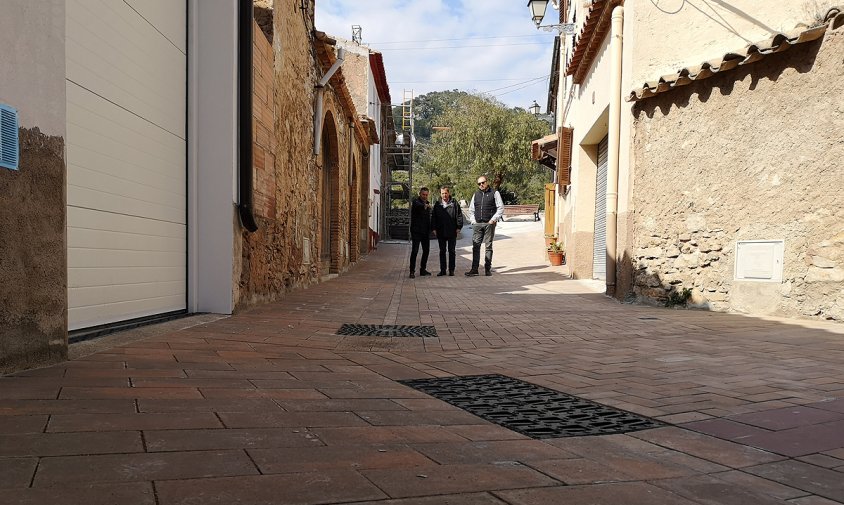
[399,374,664,439]
[337,324,438,338]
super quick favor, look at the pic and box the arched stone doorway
[320,112,340,274]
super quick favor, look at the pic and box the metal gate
[592,135,608,280]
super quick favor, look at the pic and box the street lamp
[529,100,555,131]
[527,0,577,34]
[528,0,550,27]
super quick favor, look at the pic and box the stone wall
[235,6,321,309]
[235,5,365,309]
[0,130,67,373]
[630,26,844,320]
[340,49,370,118]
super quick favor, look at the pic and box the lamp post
[530,101,555,132]
[527,0,576,34]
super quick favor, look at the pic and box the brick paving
[2,220,844,504]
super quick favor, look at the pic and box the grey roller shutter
[592,135,608,280]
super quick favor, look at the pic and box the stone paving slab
[2,221,844,504]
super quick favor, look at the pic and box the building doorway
[320,113,339,273]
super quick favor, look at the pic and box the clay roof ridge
[626,17,837,102]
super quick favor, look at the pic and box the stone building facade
[546,0,843,322]
[234,3,374,309]
[630,18,844,320]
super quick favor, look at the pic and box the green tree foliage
[414,93,551,205]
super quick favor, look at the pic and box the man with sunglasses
[465,176,504,277]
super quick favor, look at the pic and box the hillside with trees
[400,92,552,205]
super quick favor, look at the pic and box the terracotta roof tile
[565,0,623,85]
[626,7,841,102]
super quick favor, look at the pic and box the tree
[417,93,551,204]
[411,90,470,142]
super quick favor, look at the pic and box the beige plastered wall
[0,0,68,372]
[630,24,844,321]
[558,33,612,280]
[630,0,829,87]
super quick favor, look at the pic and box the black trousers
[410,233,430,273]
[437,237,457,274]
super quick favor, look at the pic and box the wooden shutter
[557,127,573,187]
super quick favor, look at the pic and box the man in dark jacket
[408,187,432,278]
[466,175,504,276]
[431,186,463,276]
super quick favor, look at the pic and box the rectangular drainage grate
[337,324,438,338]
[399,374,664,439]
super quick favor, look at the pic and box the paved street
[2,220,844,505]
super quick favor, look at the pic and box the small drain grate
[399,374,664,439]
[337,324,438,338]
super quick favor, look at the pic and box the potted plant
[544,233,558,248]
[547,241,565,266]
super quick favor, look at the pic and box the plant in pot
[544,233,557,248]
[547,241,565,266]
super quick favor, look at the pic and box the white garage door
[66,0,187,330]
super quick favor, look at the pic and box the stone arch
[319,111,340,274]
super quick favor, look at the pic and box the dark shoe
[409,272,415,279]
[436,272,446,276]
[448,271,454,276]
[485,270,492,276]
[465,270,479,277]
[420,270,432,276]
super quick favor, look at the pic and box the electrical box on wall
[0,103,20,170]
[735,240,785,282]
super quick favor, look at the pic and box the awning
[531,133,558,170]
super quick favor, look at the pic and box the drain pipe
[314,47,346,155]
[606,5,624,295]
[237,0,258,232]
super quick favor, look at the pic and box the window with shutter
[557,127,573,189]
[0,104,19,171]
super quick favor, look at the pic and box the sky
[314,0,559,111]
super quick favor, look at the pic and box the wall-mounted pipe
[605,5,623,294]
[314,48,345,155]
[237,0,258,232]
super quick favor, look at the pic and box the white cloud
[315,0,558,110]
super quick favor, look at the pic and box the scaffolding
[382,90,414,241]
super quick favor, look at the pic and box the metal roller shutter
[592,135,608,280]
[66,0,187,330]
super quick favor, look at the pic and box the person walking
[409,187,433,278]
[465,175,504,277]
[431,186,463,276]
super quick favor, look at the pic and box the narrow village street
[2,219,844,505]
